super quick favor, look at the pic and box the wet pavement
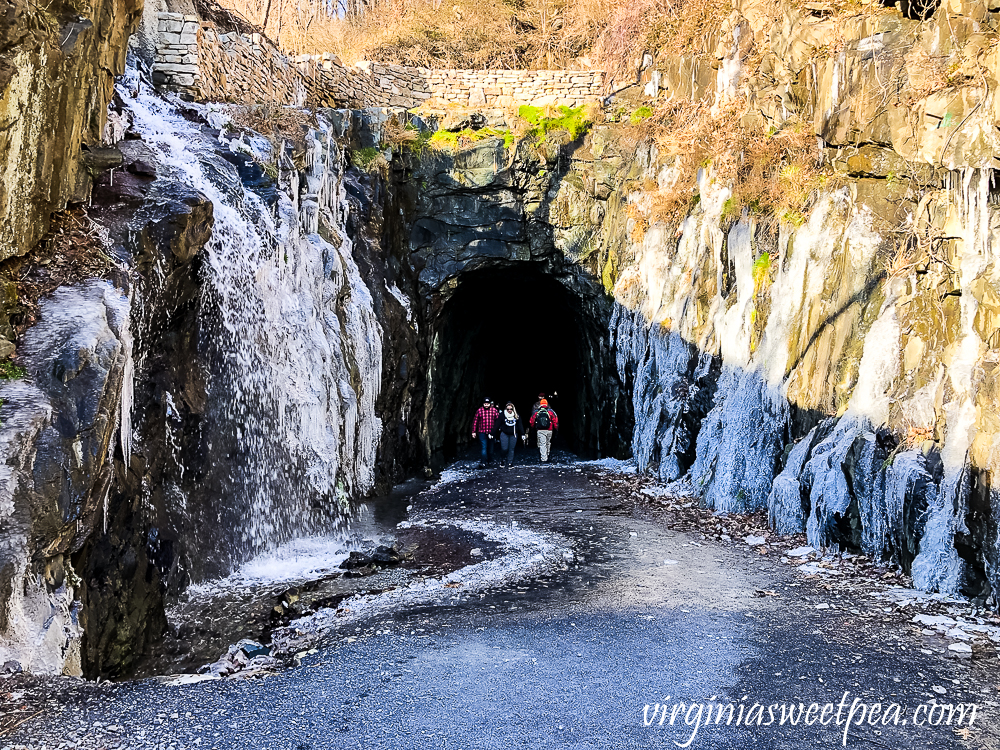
[3,458,998,749]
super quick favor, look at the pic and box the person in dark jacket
[529,398,559,463]
[472,397,500,467]
[496,402,526,468]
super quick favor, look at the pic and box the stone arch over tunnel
[424,260,632,465]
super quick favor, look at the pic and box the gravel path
[3,461,996,749]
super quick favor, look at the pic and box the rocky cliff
[0,280,134,675]
[7,0,1000,680]
[371,0,1000,603]
[589,0,1000,601]
[0,0,146,675]
[0,0,142,260]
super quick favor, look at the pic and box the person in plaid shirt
[471,397,500,467]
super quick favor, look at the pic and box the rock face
[0,0,142,260]
[10,0,1000,681]
[0,281,132,675]
[0,82,428,676]
[341,152,428,488]
[589,1,1000,601]
[404,131,633,463]
[381,0,1000,602]
[78,134,214,676]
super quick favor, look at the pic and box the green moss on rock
[517,105,592,142]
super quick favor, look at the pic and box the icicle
[912,168,991,593]
[117,70,384,573]
[119,324,134,469]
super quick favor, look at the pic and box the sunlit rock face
[606,167,1000,600]
[597,0,1000,601]
[0,0,142,260]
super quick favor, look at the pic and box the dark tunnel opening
[426,262,631,465]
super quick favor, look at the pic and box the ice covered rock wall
[593,0,1000,602]
[611,171,1000,597]
[0,282,132,675]
[608,158,1000,602]
[0,71,402,675]
[110,72,386,583]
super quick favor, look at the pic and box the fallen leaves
[591,467,1000,664]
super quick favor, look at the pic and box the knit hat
[539,398,548,406]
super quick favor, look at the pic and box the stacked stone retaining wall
[152,12,605,109]
[153,14,306,104]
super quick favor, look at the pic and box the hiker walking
[496,402,526,468]
[530,398,558,463]
[471,396,500,468]
[531,393,546,446]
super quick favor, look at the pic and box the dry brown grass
[207,0,892,91]
[305,0,610,69]
[226,102,317,141]
[203,0,907,92]
[224,103,318,175]
[879,235,921,278]
[627,203,649,244]
[11,207,115,339]
[904,423,935,447]
[593,0,722,82]
[209,0,730,76]
[621,99,831,231]
[383,116,421,148]
[900,47,982,109]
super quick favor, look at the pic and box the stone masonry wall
[419,66,605,109]
[153,14,306,105]
[301,56,606,109]
[152,13,605,109]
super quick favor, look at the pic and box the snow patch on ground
[871,587,1000,646]
[639,478,695,500]
[434,460,485,487]
[874,586,968,608]
[576,457,638,474]
[269,517,573,655]
[184,536,361,598]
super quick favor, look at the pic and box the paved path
[4,462,995,749]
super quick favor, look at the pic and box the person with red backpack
[472,397,500,468]
[529,398,559,463]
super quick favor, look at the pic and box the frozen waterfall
[118,69,382,577]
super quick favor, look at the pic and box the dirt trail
[4,461,997,749]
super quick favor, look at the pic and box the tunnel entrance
[425,262,631,465]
